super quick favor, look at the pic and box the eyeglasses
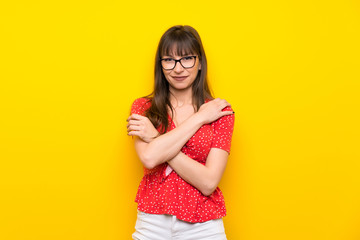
[160,56,197,70]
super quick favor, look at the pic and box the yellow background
[1,0,359,239]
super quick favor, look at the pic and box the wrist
[191,112,206,126]
[167,151,182,164]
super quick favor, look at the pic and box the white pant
[132,211,227,240]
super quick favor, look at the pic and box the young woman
[127,25,235,240]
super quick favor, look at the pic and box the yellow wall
[1,0,359,239]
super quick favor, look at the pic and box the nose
[173,61,184,73]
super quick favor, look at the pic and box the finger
[129,114,146,120]
[126,122,135,129]
[220,99,230,106]
[212,98,229,107]
[220,111,235,117]
[220,100,231,109]
[127,119,142,126]
[213,98,223,105]
[127,114,141,121]
[127,125,141,132]
[127,114,139,122]
[127,123,142,131]
[127,130,139,137]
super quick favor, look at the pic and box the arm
[127,98,233,169]
[167,149,229,196]
[167,109,234,196]
[131,113,204,169]
[130,124,230,196]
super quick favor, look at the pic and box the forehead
[161,42,196,57]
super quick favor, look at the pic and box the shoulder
[131,97,152,115]
[132,97,151,106]
[205,98,234,113]
[209,99,235,152]
[211,99,235,127]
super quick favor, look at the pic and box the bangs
[160,30,200,57]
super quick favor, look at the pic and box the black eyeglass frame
[160,56,197,70]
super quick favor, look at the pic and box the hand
[127,114,160,143]
[196,98,234,124]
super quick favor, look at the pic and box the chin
[170,83,192,91]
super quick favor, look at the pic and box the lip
[171,76,188,81]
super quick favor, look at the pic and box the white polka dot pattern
[130,97,235,223]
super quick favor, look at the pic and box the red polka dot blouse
[130,97,235,223]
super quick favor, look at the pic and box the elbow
[140,153,158,170]
[200,183,217,197]
[201,188,216,197]
[139,148,170,169]
[142,161,157,170]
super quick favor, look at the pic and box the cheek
[162,70,170,80]
[193,62,201,75]
[190,68,200,79]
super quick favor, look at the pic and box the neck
[169,87,193,108]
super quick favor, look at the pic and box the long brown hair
[145,25,213,133]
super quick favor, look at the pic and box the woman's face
[161,51,201,92]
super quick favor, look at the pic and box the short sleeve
[210,106,235,154]
[130,97,166,175]
[130,97,151,116]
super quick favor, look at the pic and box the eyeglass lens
[161,56,196,70]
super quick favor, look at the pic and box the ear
[198,62,201,70]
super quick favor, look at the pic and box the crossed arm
[127,98,234,196]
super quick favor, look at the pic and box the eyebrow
[162,54,194,58]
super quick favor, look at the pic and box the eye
[183,56,195,60]
[162,58,174,62]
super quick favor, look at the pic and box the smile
[171,76,188,81]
